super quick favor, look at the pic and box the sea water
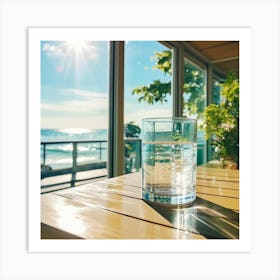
[41,128,108,169]
[142,141,197,205]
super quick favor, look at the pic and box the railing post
[139,139,142,169]
[99,141,102,160]
[42,143,46,167]
[71,142,78,187]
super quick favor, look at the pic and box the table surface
[41,166,239,239]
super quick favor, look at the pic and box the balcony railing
[41,138,205,190]
[41,139,142,188]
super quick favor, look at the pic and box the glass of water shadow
[142,117,197,206]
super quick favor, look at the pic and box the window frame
[108,41,230,176]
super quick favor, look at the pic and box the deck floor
[41,168,107,193]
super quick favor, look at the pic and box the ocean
[41,128,108,170]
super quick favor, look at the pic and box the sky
[41,41,172,130]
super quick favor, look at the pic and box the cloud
[42,41,97,60]
[42,43,65,57]
[42,87,171,129]
[68,88,107,100]
[41,88,109,117]
[41,115,108,130]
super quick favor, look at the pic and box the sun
[54,41,96,87]
[63,41,93,56]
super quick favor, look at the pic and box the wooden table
[41,166,239,240]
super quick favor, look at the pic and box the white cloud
[42,98,108,114]
[41,88,109,124]
[42,41,97,60]
[42,43,64,57]
[41,115,108,130]
[42,87,171,129]
[67,88,108,100]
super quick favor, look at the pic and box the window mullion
[207,64,213,106]
[206,64,213,162]
[108,41,125,178]
[172,45,184,117]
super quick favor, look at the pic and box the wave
[41,128,108,169]
[41,128,108,142]
[44,144,98,153]
[46,155,98,165]
[57,128,94,134]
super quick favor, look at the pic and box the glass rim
[142,117,197,123]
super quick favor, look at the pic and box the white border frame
[28,27,252,253]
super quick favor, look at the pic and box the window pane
[213,79,221,104]
[208,78,225,161]
[183,58,207,165]
[41,41,109,189]
[124,41,172,174]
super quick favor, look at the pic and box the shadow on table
[146,197,239,239]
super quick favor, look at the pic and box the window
[124,41,172,174]
[212,79,221,104]
[41,41,109,188]
[40,39,238,186]
[183,58,207,165]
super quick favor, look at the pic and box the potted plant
[124,122,141,173]
[204,72,239,169]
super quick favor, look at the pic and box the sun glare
[64,41,92,55]
[61,41,96,59]
[57,41,96,86]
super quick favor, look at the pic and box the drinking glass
[142,117,197,205]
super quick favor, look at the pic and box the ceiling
[183,41,239,77]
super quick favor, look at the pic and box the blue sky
[41,41,172,129]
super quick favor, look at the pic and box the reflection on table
[41,166,239,239]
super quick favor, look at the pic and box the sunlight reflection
[56,204,87,236]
